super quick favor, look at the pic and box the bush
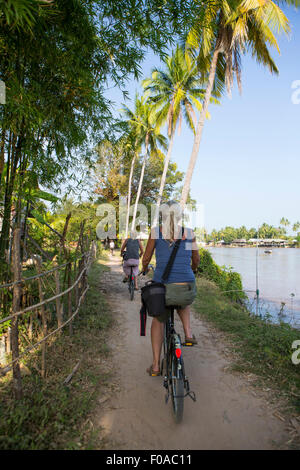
[196,248,245,302]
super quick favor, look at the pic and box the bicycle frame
[128,266,135,300]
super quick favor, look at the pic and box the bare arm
[138,239,144,257]
[120,239,127,255]
[142,233,155,272]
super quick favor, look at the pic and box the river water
[207,247,300,328]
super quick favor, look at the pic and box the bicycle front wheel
[171,355,184,424]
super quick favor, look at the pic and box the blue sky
[104,6,300,234]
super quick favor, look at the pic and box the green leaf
[30,189,59,203]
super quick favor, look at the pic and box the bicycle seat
[166,304,180,311]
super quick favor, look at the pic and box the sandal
[146,365,161,377]
[183,335,198,346]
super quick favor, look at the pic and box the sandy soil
[95,256,293,450]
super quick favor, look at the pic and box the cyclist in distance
[121,230,144,290]
[109,239,115,256]
[142,201,200,376]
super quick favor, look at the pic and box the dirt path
[95,256,291,450]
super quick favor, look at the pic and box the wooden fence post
[93,241,97,260]
[0,335,6,365]
[67,261,73,335]
[11,227,23,399]
[34,256,47,378]
[54,258,63,328]
[74,259,79,307]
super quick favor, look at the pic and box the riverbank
[206,246,300,328]
[193,276,300,431]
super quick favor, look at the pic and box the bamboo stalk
[11,227,23,399]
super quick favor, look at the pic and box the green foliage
[143,45,219,137]
[54,200,100,244]
[197,247,245,302]
[132,150,184,206]
[206,223,291,243]
[1,0,211,275]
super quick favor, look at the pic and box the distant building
[247,238,288,247]
[232,238,247,246]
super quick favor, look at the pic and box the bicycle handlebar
[138,264,154,276]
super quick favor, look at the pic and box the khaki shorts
[156,282,197,323]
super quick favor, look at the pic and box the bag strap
[161,227,184,282]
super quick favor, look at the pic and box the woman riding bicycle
[142,201,200,376]
[121,230,144,290]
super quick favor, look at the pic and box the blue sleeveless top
[153,227,195,284]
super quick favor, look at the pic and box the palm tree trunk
[131,135,149,231]
[180,46,220,207]
[152,129,175,227]
[125,152,137,239]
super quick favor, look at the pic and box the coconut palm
[143,45,219,226]
[280,217,290,228]
[180,0,294,206]
[121,131,141,239]
[122,95,167,231]
[121,96,146,237]
[293,221,300,233]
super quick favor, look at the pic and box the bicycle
[161,306,196,423]
[121,251,137,301]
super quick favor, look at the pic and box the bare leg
[134,276,138,289]
[150,318,164,371]
[177,306,192,339]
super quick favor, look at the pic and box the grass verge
[194,276,300,414]
[0,259,113,450]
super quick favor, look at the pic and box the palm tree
[143,45,219,226]
[180,0,294,206]
[293,221,300,234]
[280,217,290,227]
[122,95,167,231]
[121,131,141,239]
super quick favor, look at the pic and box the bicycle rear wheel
[171,354,184,423]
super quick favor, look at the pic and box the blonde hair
[161,201,182,241]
